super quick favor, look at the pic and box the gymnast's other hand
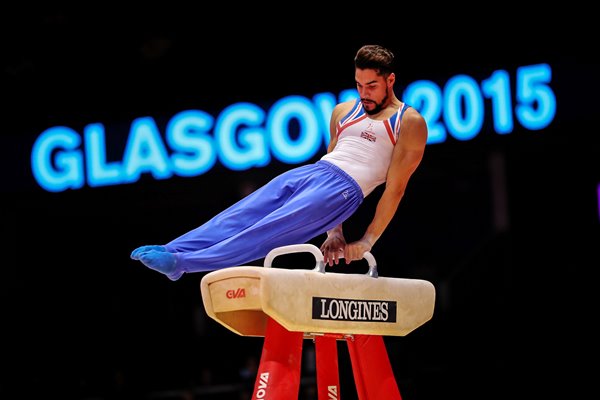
[320,234,347,267]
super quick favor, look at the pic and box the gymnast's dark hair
[354,45,395,77]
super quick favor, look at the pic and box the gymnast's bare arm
[344,107,428,262]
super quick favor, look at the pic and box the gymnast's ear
[388,72,395,86]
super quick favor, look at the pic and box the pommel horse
[200,244,435,399]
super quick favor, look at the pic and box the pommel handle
[263,244,378,277]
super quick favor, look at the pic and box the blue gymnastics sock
[138,250,182,281]
[130,245,167,260]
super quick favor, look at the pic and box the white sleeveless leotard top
[321,100,411,197]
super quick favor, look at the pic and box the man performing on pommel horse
[131,44,428,279]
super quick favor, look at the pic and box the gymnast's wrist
[362,235,376,248]
[327,228,344,238]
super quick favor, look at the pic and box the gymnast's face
[355,68,395,115]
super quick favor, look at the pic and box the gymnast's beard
[362,88,390,116]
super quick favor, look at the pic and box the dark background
[2,9,598,400]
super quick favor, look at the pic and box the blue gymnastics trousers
[164,160,363,276]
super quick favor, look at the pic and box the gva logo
[255,372,269,399]
[226,288,246,299]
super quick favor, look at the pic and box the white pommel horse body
[200,244,435,400]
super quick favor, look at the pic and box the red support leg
[346,334,402,400]
[315,335,341,400]
[251,317,304,399]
